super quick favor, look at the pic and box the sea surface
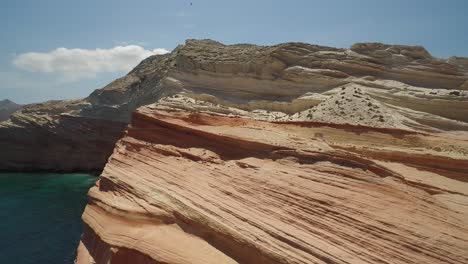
[0,172,97,264]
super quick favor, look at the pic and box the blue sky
[1,0,467,104]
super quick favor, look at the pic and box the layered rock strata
[76,99,468,263]
[0,54,172,171]
[2,39,468,171]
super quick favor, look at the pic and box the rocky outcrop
[0,99,22,121]
[288,85,423,130]
[0,54,173,172]
[76,98,468,263]
[1,39,465,262]
[0,110,125,172]
[1,39,468,170]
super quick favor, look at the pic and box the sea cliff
[2,40,468,171]
[1,39,468,263]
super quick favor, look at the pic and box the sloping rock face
[76,99,468,264]
[171,40,468,128]
[0,99,22,121]
[0,54,173,172]
[1,39,468,171]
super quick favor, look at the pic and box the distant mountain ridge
[0,99,22,121]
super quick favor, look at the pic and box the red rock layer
[76,106,468,264]
[3,39,468,172]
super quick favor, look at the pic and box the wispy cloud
[13,45,170,81]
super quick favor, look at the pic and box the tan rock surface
[2,39,468,262]
[2,39,468,171]
[76,101,468,263]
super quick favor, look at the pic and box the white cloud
[13,45,170,81]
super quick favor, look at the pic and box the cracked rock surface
[76,103,468,264]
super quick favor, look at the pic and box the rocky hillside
[1,39,468,171]
[0,99,22,121]
[1,39,467,263]
[76,98,468,264]
[73,40,468,264]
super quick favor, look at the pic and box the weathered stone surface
[76,102,468,264]
[0,112,125,172]
[2,39,468,171]
[0,54,172,172]
[0,39,458,263]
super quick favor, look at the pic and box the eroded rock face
[0,54,173,172]
[76,101,468,264]
[1,39,468,171]
[0,39,458,262]
[172,40,468,100]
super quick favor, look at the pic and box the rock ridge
[76,101,468,263]
[0,99,22,121]
[1,39,468,171]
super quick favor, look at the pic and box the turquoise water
[0,173,97,264]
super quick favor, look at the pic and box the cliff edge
[74,40,468,263]
[1,39,468,171]
[76,96,468,263]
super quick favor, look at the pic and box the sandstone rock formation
[0,99,22,121]
[76,97,468,263]
[1,39,468,171]
[74,40,468,263]
[1,39,468,262]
